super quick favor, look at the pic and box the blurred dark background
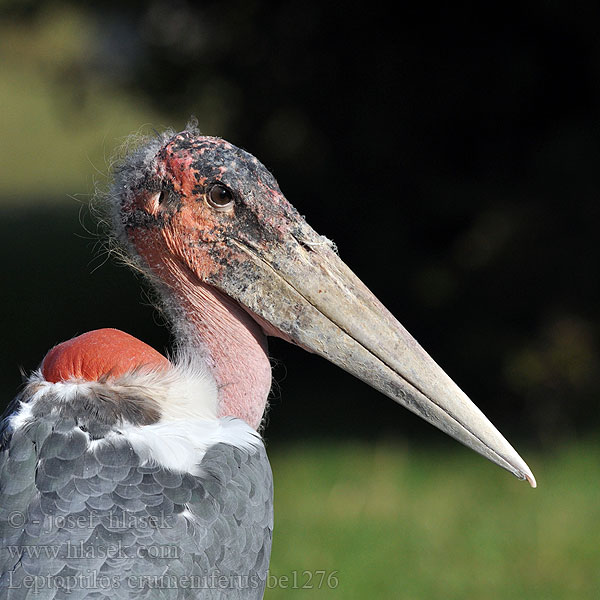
[1,1,598,448]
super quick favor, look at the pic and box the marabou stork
[0,127,535,599]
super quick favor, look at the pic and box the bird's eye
[158,190,167,204]
[207,184,234,210]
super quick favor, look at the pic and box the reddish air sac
[42,328,169,383]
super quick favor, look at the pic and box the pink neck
[157,258,272,430]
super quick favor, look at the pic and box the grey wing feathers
[0,411,273,600]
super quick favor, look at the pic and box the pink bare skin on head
[42,328,169,383]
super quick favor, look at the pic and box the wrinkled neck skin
[149,256,272,431]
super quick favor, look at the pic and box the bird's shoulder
[0,379,272,599]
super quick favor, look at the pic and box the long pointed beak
[214,223,536,487]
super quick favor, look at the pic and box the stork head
[117,132,306,285]
[109,126,536,487]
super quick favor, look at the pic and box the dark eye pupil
[210,184,233,206]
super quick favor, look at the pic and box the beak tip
[518,464,537,488]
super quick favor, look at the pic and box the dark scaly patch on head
[114,129,307,294]
[165,132,296,245]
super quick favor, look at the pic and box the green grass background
[266,440,599,599]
